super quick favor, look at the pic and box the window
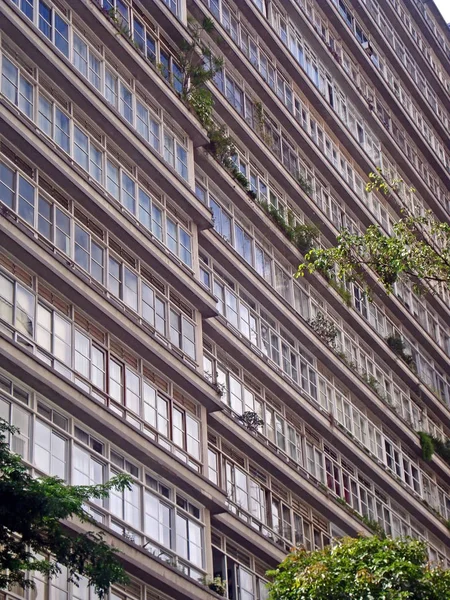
[208,448,218,484]
[226,462,266,524]
[167,219,192,267]
[106,160,119,199]
[34,419,67,479]
[143,485,204,569]
[104,163,191,264]
[176,514,203,567]
[186,414,200,459]
[74,329,106,390]
[0,396,30,459]
[17,175,35,225]
[163,132,188,179]
[12,0,34,20]
[168,309,195,358]
[38,1,69,56]
[142,382,200,460]
[53,107,70,152]
[210,198,232,242]
[72,34,100,90]
[119,82,133,124]
[255,245,272,284]
[16,283,35,338]
[143,385,169,437]
[144,490,172,547]
[38,1,52,39]
[235,224,252,264]
[105,69,118,107]
[0,162,15,209]
[110,476,141,529]
[73,445,105,489]
[225,75,244,115]
[162,0,178,15]
[1,56,33,118]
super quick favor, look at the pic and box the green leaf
[268,537,450,600]
[0,419,130,597]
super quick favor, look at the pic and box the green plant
[386,334,406,356]
[203,576,227,596]
[187,87,215,130]
[169,18,224,137]
[232,168,250,189]
[308,313,338,349]
[178,18,223,101]
[259,202,319,253]
[365,167,415,197]
[239,411,264,433]
[267,537,450,600]
[418,431,450,466]
[365,167,392,196]
[102,7,132,39]
[0,420,130,596]
[297,206,450,297]
[360,516,385,538]
[151,16,235,170]
[156,62,166,77]
[335,496,348,507]
[418,431,435,462]
[333,497,385,537]
[254,101,264,134]
[295,172,312,195]
[386,334,417,371]
[292,223,320,254]
[335,349,350,364]
[260,201,288,230]
[104,6,120,24]
[426,384,445,402]
[361,372,379,393]
[327,278,351,306]
[207,126,236,165]
[213,381,226,397]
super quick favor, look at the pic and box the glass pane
[0,163,15,208]
[18,176,35,224]
[16,285,35,337]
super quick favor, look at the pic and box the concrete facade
[0,0,450,598]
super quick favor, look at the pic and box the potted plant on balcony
[239,411,264,433]
[307,312,338,349]
[203,576,227,596]
[386,334,417,372]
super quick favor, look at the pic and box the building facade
[1,0,450,598]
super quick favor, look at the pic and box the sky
[434,0,450,23]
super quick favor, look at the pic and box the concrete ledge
[0,110,217,318]
[64,517,218,600]
[0,3,213,229]
[0,333,227,513]
[0,221,222,412]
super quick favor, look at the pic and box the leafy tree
[267,536,450,600]
[176,17,223,130]
[0,420,131,597]
[296,211,450,296]
[296,171,450,297]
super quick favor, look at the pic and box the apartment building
[1,0,450,598]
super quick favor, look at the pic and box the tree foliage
[296,211,450,296]
[267,536,450,600]
[0,420,131,597]
[296,169,450,297]
[418,431,450,466]
[177,17,223,129]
